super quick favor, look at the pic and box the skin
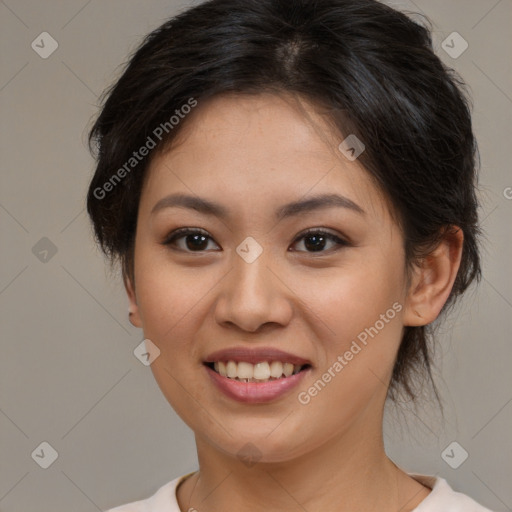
[125,92,463,512]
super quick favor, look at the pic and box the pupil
[187,234,208,251]
[305,234,325,252]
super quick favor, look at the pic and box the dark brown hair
[87,0,481,404]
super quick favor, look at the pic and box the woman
[87,1,492,510]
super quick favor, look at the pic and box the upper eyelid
[293,227,345,240]
[165,227,343,240]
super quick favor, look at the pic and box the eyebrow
[151,192,365,219]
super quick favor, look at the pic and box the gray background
[0,1,511,511]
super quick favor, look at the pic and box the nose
[213,247,293,334]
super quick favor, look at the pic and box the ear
[403,227,464,326]
[124,273,142,328]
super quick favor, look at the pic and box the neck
[177,401,430,512]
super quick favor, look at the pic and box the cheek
[135,248,208,328]
[293,261,405,437]
[133,252,212,355]
[299,251,405,344]
[133,255,216,426]
[294,252,407,413]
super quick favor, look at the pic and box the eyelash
[162,227,350,254]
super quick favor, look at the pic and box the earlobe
[403,227,464,327]
[124,274,143,328]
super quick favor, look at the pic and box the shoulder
[410,474,496,512]
[104,473,192,512]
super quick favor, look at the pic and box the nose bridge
[231,240,274,304]
[215,238,289,332]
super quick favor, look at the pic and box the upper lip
[204,347,312,366]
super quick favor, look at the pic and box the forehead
[140,92,391,223]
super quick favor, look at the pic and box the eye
[162,227,349,254]
[290,228,349,253]
[162,228,220,252]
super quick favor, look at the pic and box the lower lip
[204,365,311,404]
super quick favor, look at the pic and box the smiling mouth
[204,361,311,383]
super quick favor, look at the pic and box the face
[127,92,413,463]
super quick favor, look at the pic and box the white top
[104,472,495,511]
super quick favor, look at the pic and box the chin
[201,423,314,464]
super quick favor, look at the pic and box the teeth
[237,361,253,379]
[210,360,304,382]
[270,361,283,378]
[226,360,238,378]
[253,362,270,380]
[283,363,294,377]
